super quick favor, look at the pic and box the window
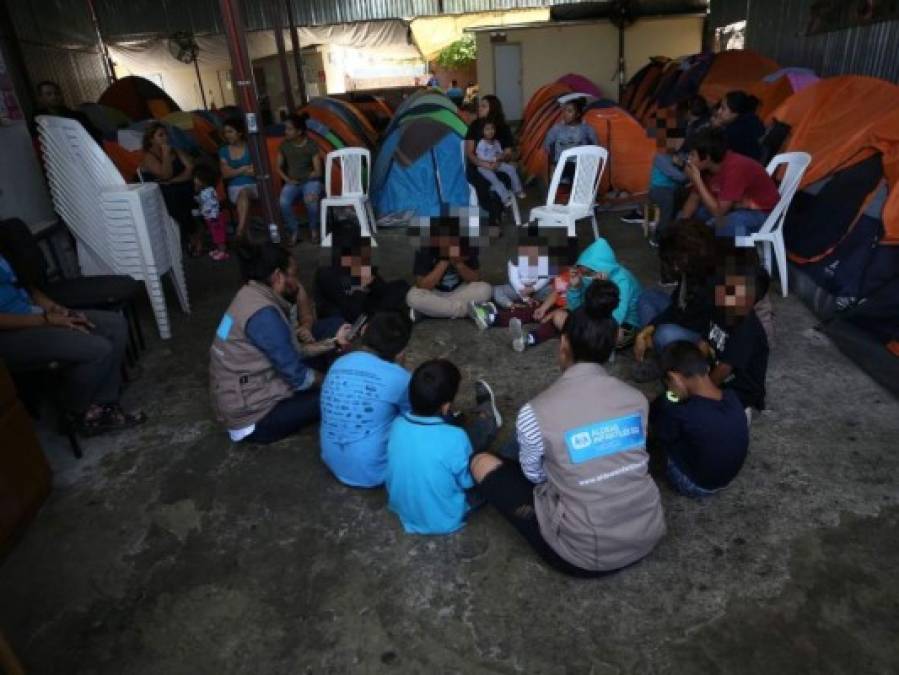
[714,20,747,51]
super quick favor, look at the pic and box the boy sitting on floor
[650,341,749,498]
[320,312,413,488]
[385,360,501,535]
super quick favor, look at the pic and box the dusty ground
[2,205,898,675]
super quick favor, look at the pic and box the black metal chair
[10,361,82,459]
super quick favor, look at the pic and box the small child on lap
[475,121,526,207]
[650,341,749,497]
[385,360,502,535]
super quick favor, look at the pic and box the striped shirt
[517,404,547,483]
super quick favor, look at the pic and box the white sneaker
[474,379,502,428]
[509,317,526,352]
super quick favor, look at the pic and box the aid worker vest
[209,281,298,430]
[529,361,666,571]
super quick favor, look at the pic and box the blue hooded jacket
[567,239,642,327]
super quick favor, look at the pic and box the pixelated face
[335,239,373,285]
[715,273,755,320]
[516,226,575,276]
[407,210,494,256]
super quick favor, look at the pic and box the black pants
[466,162,505,227]
[244,390,321,445]
[314,267,410,323]
[477,459,620,578]
[0,309,128,413]
[160,180,200,244]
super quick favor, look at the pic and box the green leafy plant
[435,35,477,68]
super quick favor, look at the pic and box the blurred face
[687,149,713,171]
[483,123,496,140]
[151,127,168,147]
[478,98,490,119]
[38,84,62,109]
[714,100,737,126]
[285,120,304,140]
[223,125,242,144]
[271,257,300,301]
[562,103,578,125]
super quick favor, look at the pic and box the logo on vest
[564,413,645,464]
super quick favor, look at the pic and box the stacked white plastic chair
[37,115,189,339]
[530,145,607,240]
[320,148,377,247]
[735,151,812,297]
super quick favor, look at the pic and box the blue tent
[372,110,469,218]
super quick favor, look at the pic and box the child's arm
[507,260,526,295]
[415,259,450,290]
[532,290,558,320]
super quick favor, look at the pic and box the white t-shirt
[476,138,504,163]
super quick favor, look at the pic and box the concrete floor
[2,205,898,675]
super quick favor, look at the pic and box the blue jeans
[666,457,722,498]
[280,179,324,235]
[694,205,769,238]
[245,389,321,444]
[638,289,701,352]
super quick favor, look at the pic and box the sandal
[79,404,147,437]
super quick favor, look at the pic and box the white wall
[475,15,704,113]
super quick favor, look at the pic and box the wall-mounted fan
[168,31,208,108]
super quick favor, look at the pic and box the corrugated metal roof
[8,0,620,45]
[710,0,899,83]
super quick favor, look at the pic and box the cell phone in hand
[346,313,368,342]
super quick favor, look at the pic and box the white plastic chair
[462,139,522,227]
[37,115,189,339]
[320,147,377,247]
[735,151,811,297]
[529,145,607,239]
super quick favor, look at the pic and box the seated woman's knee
[470,452,502,483]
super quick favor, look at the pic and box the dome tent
[372,93,469,220]
[99,76,180,121]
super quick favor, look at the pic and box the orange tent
[99,76,179,121]
[584,107,655,196]
[698,49,780,104]
[772,76,899,242]
[300,104,367,150]
[523,83,570,128]
[102,141,142,181]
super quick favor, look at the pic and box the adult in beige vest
[471,281,666,576]
[210,242,350,444]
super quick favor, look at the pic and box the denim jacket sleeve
[245,306,315,391]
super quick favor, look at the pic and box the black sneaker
[619,209,644,224]
[474,379,502,428]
